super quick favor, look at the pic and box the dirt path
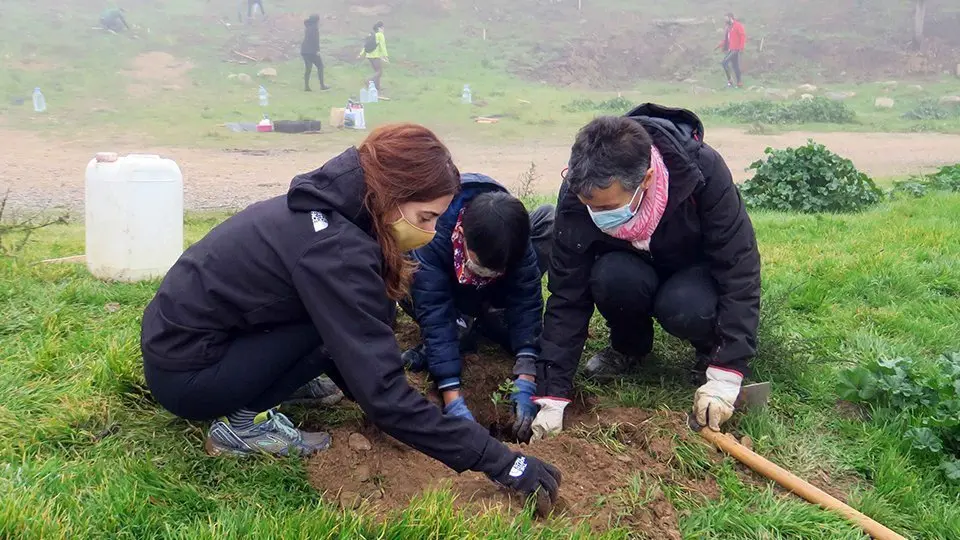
[2,128,958,212]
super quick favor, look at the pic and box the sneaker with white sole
[204,410,331,457]
[583,347,643,380]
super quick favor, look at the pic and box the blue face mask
[586,185,644,230]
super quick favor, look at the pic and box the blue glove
[443,396,476,421]
[511,378,538,442]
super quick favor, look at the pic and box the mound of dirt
[305,321,716,536]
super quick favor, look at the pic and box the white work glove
[693,366,743,431]
[530,397,570,441]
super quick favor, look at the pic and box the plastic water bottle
[258,85,269,107]
[461,84,472,104]
[32,87,46,112]
[367,81,379,103]
[359,85,369,104]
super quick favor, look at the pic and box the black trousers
[247,0,264,17]
[589,251,718,358]
[302,53,325,88]
[144,323,341,421]
[722,50,742,84]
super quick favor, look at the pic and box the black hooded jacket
[141,148,517,476]
[301,17,320,55]
[537,104,761,399]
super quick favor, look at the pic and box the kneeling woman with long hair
[140,124,560,510]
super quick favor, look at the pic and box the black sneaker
[205,410,331,457]
[584,347,643,379]
[283,375,343,406]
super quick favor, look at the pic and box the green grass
[2,194,959,538]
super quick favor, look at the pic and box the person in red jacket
[718,13,746,88]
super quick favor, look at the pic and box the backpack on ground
[363,33,378,54]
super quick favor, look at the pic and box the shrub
[741,140,883,213]
[891,163,960,198]
[562,96,633,113]
[838,352,960,482]
[706,98,856,124]
[902,99,960,121]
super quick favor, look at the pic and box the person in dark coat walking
[301,14,329,91]
[400,173,554,440]
[140,124,561,513]
[529,105,761,440]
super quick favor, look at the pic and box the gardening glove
[693,366,743,431]
[443,396,476,422]
[488,453,562,517]
[510,378,538,443]
[530,397,570,441]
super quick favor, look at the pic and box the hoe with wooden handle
[689,382,905,540]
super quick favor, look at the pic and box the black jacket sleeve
[536,184,597,398]
[291,226,514,475]
[697,147,761,376]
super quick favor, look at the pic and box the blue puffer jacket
[409,173,543,390]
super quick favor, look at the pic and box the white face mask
[465,257,503,279]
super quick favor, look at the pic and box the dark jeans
[589,251,717,358]
[302,53,325,88]
[144,323,339,421]
[722,50,742,85]
[401,204,555,349]
[368,58,383,91]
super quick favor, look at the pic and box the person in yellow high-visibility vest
[358,21,389,95]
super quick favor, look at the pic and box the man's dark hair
[566,116,653,197]
[462,191,530,272]
[374,21,384,31]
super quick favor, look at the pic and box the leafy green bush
[902,99,960,121]
[562,96,633,113]
[741,140,883,213]
[706,98,856,124]
[838,352,960,482]
[891,163,960,198]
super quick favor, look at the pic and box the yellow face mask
[389,208,436,252]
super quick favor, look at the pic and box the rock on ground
[258,67,278,78]
[800,93,815,101]
[940,95,960,106]
[236,73,253,83]
[874,97,895,109]
[797,84,818,93]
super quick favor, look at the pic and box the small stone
[682,78,698,84]
[227,73,238,80]
[338,490,361,510]
[797,84,818,93]
[800,93,815,101]
[348,432,372,452]
[104,302,121,313]
[874,97,895,109]
[616,454,633,463]
[355,464,372,483]
[236,73,252,83]
[365,488,384,500]
[939,95,960,106]
[258,67,278,78]
[740,435,754,450]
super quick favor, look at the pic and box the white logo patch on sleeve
[509,456,527,478]
[310,210,329,232]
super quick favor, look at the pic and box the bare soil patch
[124,52,194,98]
[305,321,717,536]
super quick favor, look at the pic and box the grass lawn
[1,193,958,538]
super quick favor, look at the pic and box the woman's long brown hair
[358,124,460,300]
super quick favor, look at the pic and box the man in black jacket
[529,105,761,439]
[301,14,329,91]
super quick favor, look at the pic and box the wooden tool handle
[699,429,905,540]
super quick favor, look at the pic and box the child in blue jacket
[402,173,554,441]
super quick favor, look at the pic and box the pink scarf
[605,145,670,251]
